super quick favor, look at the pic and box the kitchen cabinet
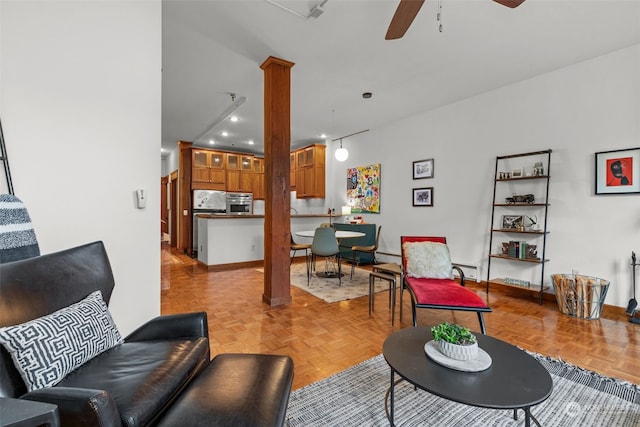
[226,153,240,170]
[294,144,325,198]
[226,154,253,192]
[290,152,296,189]
[486,149,552,304]
[192,150,225,190]
[191,146,321,199]
[251,158,265,200]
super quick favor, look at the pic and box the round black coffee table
[383,326,552,427]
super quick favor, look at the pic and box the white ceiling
[161,0,640,156]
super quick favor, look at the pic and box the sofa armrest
[22,387,120,427]
[124,312,209,342]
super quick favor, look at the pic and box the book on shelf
[506,241,530,259]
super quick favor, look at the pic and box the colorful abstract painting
[346,164,381,213]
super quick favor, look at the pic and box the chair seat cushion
[406,277,488,309]
[57,338,210,427]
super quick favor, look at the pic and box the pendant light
[332,129,369,162]
[335,138,348,161]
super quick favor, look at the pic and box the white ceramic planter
[438,340,478,361]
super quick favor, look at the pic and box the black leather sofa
[0,241,293,426]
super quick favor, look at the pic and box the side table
[0,398,59,427]
[369,271,396,325]
[372,263,402,325]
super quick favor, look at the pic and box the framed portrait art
[595,147,640,195]
[412,187,433,207]
[413,158,434,179]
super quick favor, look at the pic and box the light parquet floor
[161,244,640,390]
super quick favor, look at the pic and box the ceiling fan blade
[385,0,426,40]
[493,0,526,8]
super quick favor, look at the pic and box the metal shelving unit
[486,149,552,304]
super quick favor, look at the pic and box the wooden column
[260,56,294,306]
[177,140,192,254]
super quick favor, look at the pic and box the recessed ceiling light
[230,115,238,122]
[221,131,228,137]
[320,133,327,139]
[209,139,215,145]
[248,140,254,145]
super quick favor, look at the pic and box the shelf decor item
[412,187,433,207]
[595,147,640,195]
[412,158,434,179]
[504,277,530,288]
[430,322,478,361]
[505,194,535,204]
[501,215,524,229]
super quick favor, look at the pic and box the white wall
[1,1,162,334]
[328,44,640,309]
[161,149,179,177]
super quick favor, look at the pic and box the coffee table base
[384,370,543,427]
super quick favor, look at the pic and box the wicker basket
[551,274,610,320]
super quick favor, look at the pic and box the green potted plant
[430,322,478,361]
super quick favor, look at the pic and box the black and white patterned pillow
[0,290,123,391]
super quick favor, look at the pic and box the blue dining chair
[310,227,342,286]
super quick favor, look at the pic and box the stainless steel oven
[226,192,253,215]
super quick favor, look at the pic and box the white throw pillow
[0,290,123,391]
[403,241,453,279]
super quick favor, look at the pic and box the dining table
[294,230,365,239]
[295,229,366,278]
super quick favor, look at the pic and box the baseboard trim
[202,259,264,271]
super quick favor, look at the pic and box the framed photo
[412,187,433,206]
[501,215,524,230]
[413,158,434,179]
[512,168,523,178]
[595,147,640,195]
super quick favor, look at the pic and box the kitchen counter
[196,214,347,268]
[195,213,341,219]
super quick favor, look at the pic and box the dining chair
[290,234,311,265]
[310,227,342,286]
[291,233,312,283]
[349,225,382,278]
[400,236,491,334]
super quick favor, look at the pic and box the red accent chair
[400,236,491,334]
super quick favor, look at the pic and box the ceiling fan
[385,0,525,40]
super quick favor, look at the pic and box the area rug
[287,353,640,426]
[288,262,391,303]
